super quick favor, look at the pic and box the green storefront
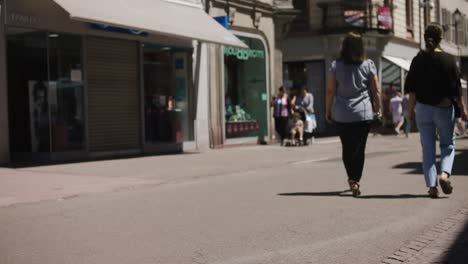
[224,35,269,141]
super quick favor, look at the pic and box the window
[224,36,268,139]
[143,44,194,144]
[442,8,451,42]
[290,0,309,32]
[406,0,414,31]
[455,14,466,46]
[423,3,431,28]
[434,0,440,23]
[7,31,85,155]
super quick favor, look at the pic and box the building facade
[282,0,394,134]
[282,0,468,132]
[0,0,246,164]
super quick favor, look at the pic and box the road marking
[290,157,335,165]
[313,139,340,144]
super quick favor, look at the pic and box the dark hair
[424,23,443,51]
[340,32,365,64]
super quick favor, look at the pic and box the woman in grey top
[325,32,382,197]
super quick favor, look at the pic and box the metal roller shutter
[87,37,140,152]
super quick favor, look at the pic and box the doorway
[7,28,85,161]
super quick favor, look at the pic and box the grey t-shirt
[296,93,314,114]
[330,59,377,122]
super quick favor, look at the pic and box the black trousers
[274,116,289,141]
[336,121,370,182]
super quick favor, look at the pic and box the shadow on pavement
[356,194,447,199]
[3,151,201,169]
[278,191,442,199]
[393,148,468,176]
[278,190,352,197]
[441,215,468,263]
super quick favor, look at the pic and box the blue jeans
[416,103,456,187]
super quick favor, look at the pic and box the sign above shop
[9,12,40,25]
[90,24,148,36]
[214,16,229,29]
[224,46,264,61]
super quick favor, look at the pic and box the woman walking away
[405,23,468,198]
[325,32,382,197]
[272,86,291,146]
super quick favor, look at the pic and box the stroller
[283,106,316,147]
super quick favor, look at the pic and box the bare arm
[326,74,336,123]
[457,95,468,120]
[369,74,382,113]
[290,96,297,113]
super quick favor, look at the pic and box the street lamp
[419,0,433,50]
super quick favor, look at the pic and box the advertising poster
[28,81,50,152]
[378,6,393,30]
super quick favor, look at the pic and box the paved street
[1,135,468,264]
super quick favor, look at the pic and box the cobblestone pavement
[382,207,468,264]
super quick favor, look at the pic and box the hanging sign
[344,10,365,27]
[378,6,393,30]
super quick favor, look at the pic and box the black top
[405,51,462,106]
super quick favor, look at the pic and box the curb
[381,207,468,264]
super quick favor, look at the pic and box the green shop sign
[224,47,265,60]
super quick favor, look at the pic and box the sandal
[428,187,439,199]
[348,180,361,197]
[439,175,453,195]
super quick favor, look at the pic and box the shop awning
[52,0,248,48]
[383,55,412,71]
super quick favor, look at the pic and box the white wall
[194,43,211,151]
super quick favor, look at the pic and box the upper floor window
[290,0,309,32]
[442,8,453,43]
[456,15,467,46]
[406,0,414,30]
[434,0,440,23]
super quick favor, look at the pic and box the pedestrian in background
[390,91,404,135]
[272,86,290,146]
[292,85,316,140]
[402,91,411,138]
[406,23,468,198]
[326,32,382,197]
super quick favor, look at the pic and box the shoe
[394,128,400,134]
[439,175,453,194]
[428,187,439,198]
[348,180,361,197]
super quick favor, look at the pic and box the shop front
[223,34,269,142]
[1,0,246,163]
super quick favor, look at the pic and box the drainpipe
[0,0,10,164]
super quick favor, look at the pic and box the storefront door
[142,44,194,148]
[7,28,85,161]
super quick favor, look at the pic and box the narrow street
[1,135,468,264]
